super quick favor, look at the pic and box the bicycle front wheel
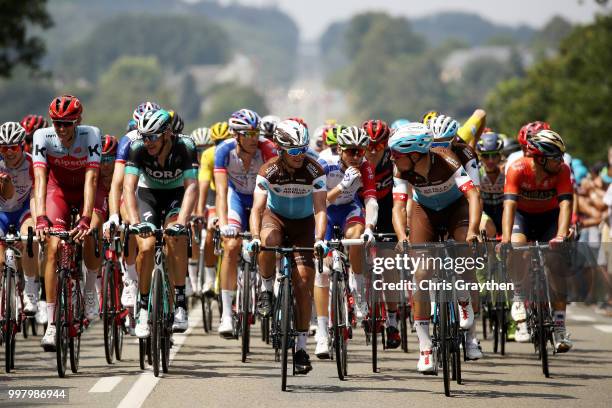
[280,277,291,391]
[69,281,82,374]
[151,268,163,377]
[55,273,68,378]
[440,302,451,397]
[240,268,251,363]
[537,302,550,377]
[102,262,115,364]
[3,266,15,373]
[332,271,347,380]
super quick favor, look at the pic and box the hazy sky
[223,0,608,40]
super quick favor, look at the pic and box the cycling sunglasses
[390,150,419,159]
[0,144,21,153]
[479,152,501,159]
[367,143,386,153]
[236,130,259,138]
[342,147,366,157]
[53,119,77,128]
[140,132,163,143]
[284,146,309,156]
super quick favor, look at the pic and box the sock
[188,261,198,289]
[175,285,186,309]
[204,266,216,286]
[24,275,38,296]
[387,310,397,328]
[317,316,329,337]
[553,310,566,328]
[221,290,235,319]
[261,276,274,292]
[47,302,56,324]
[297,331,308,351]
[353,273,364,297]
[95,276,102,297]
[85,269,98,293]
[40,278,46,301]
[414,319,432,351]
[513,285,524,302]
[125,263,138,281]
[139,293,149,311]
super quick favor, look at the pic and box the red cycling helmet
[101,134,118,156]
[362,119,390,147]
[20,114,48,135]
[49,95,83,121]
[517,121,550,146]
[287,117,308,129]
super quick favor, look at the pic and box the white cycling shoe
[465,335,483,360]
[417,350,435,374]
[218,315,234,338]
[554,328,573,353]
[135,308,150,338]
[172,307,188,333]
[121,279,138,308]
[85,290,98,321]
[511,301,527,321]
[315,335,330,359]
[515,321,530,342]
[23,292,38,315]
[41,324,57,352]
[459,300,474,329]
[36,300,48,325]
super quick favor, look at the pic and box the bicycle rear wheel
[399,302,409,353]
[102,262,115,364]
[69,281,82,374]
[55,273,68,378]
[3,266,15,373]
[371,283,378,373]
[151,268,162,377]
[440,302,451,397]
[280,277,291,391]
[332,271,347,380]
[537,302,550,377]
[240,268,251,363]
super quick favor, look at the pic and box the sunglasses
[285,146,309,156]
[367,143,386,152]
[342,148,366,157]
[479,153,501,160]
[0,144,21,153]
[237,130,259,138]
[140,132,163,143]
[53,120,77,128]
[390,150,411,159]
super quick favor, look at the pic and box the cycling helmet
[476,132,504,153]
[210,121,230,142]
[101,135,118,156]
[138,109,171,134]
[49,95,82,121]
[390,118,410,130]
[388,122,433,154]
[526,129,566,157]
[517,121,550,146]
[324,124,346,146]
[502,137,521,157]
[421,110,439,124]
[126,119,138,132]
[260,115,279,137]
[229,108,260,132]
[0,122,27,145]
[429,114,459,140]
[337,126,369,149]
[191,127,212,147]
[274,119,309,149]
[168,110,184,134]
[20,115,48,135]
[312,125,326,146]
[132,101,161,122]
[362,120,390,147]
[287,117,308,129]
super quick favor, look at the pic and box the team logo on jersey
[314,181,325,190]
[88,144,100,157]
[34,145,47,158]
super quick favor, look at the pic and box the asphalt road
[2,302,612,408]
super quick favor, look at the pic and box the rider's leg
[120,204,138,282]
[83,211,104,319]
[220,236,240,320]
[165,218,188,308]
[20,216,40,313]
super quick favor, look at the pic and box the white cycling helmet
[337,126,369,149]
[190,127,212,148]
[0,122,27,145]
[428,114,459,140]
[138,109,171,134]
[133,101,161,122]
[260,115,280,136]
[274,119,309,149]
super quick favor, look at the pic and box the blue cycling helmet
[388,122,433,154]
[390,118,410,130]
[229,108,260,132]
[126,118,137,132]
[476,132,504,153]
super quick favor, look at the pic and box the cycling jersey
[479,166,504,207]
[456,111,485,144]
[32,125,101,189]
[504,156,573,213]
[198,145,216,191]
[452,138,480,187]
[213,138,277,195]
[505,150,573,177]
[0,153,33,212]
[254,156,326,219]
[116,130,140,164]
[125,135,199,189]
[317,155,376,205]
[393,148,475,211]
[319,147,338,162]
[371,149,393,200]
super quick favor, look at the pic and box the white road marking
[116,306,202,408]
[568,314,597,322]
[89,376,123,393]
[593,325,612,334]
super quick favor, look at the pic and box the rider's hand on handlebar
[247,238,261,254]
[549,235,566,249]
[133,222,156,238]
[35,215,52,241]
[394,238,409,253]
[314,240,329,257]
[220,224,238,238]
[361,227,375,246]
[103,213,120,239]
[165,223,186,237]
[71,215,91,241]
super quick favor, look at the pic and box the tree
[0,0,53,77]
[0,69,55,122]
[179,73,202,123]
[203,83,268,124]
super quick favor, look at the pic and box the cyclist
[105,101,161,310]
[319,125,344,161]
[314,126,378,357]
[168,110,185,134]
[423,109,487,148]
[214,108,277,337]
[503,129,573,352]
[505,121,551,174]
[249,119,328,374]
[20,114,48,153]
[0,122,39,316]
[197,122,231,297]
[260,115,280,140]
[391,118,410,130]
[33,95,102,350]
[125,109,199,337]
[362,119,402,348]
[390,122,483,373]
[477,132,505,237]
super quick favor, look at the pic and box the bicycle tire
[280,277,291,391]
[332,270,346,380]
[453,310,462,385]
[440,302,451,397]
[151,268,162,377]
[4,265,15,373]
[30,317,37,336]
[493,304,499,354]
[240,267,251,363]
[537,302,550,377]
[482,304,488,340]
[69,280,82,374]
[371,282,378,373]
[55,272,68,378]
[399,303,408,353]
[114,293,124,361]
[139,338,146,369]
[161,278,170,374]
[499,303,507,356]
[102,262,114,364]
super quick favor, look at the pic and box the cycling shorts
[46,182,107,231]
[0,201,31,237]
[206,188,216,208]
[375,193,394,233]
[325,201,364,240]
[137,187,184,228]
[512,209,559,242]
[483,204,503,233]
[261,208,315,268]
[93,185,109,219]
[206,207,217,230]
[409,196,469,243]
[227,187,252,231]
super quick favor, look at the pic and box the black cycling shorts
[512,208,559,242]
[137,187,184,227]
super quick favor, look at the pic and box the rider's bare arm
[123,173,140,225]
[176,177,198,226]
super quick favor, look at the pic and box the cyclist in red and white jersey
[32,95,102,351]
[20,114,49,153]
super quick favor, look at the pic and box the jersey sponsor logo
[48,156,87,170]
[88,144,100,157]
[144,167,183,180]
[305,162,320,177]
[520,189,556,201]
[314,180,325,190]
[34,145,47,158]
